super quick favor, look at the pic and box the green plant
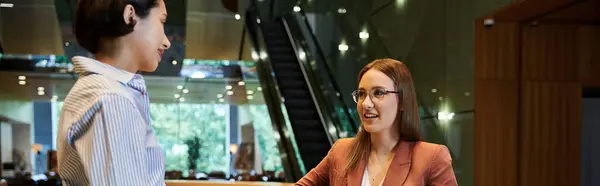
[184,135,202,171]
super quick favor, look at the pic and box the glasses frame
[351,88,400,103]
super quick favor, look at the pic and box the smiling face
[128,0,171,72]
[356,69,400,133]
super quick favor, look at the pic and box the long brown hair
[344,58,421,173]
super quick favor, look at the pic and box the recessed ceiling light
[234,14,241,20]
[238,81,245,86]
[174,94,181,98]
[227,91,234,95]
[257,87,262,91]
[19,81,26,85]
[217,94,223,98]
[0,3,14,8]
[37,91,45,96]
[18,76,26,80]
[338,44,349,51]
[179,97,185,102]
[431,88,437,93]
[247,95,254,100]
[293,5,301,12]
[219,98,225,102]
[226,85,233,90]
[337,8,347,14]
[182,89,189,94]
[247,90,254,95]
[172,60,177,65]
[359,31,369,39]
[177,85,183,90]
[37,87,45,91]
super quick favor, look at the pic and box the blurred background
[0,0,598,186]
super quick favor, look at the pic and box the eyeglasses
[351,87,399,103]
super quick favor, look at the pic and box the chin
[140,63,159,72]
[363,123,385,133]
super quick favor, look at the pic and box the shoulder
[330,137,355,152]
[413,141,451,160]
[62,74,133,113]
[412,141,452,169]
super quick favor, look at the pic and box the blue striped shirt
[57,56,165,186]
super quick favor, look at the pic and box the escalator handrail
[292,7,360,133]
[245,4,305,182]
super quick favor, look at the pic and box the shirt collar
[72,56,136,84]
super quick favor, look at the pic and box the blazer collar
[347,141,414,186]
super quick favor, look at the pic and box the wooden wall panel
[519,82,581,186]
[577,26,600,87]
[474,21,520,186]
[519,24,583,186]
[475,21,520,80]
[474,80,519,186]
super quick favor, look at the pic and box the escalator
[245,2,359,182]
[260,19,332,173]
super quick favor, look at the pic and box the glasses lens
[371,88,387,100]
[352,90,367,103]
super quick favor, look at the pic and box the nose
[162,35,171,50]
[361,95,375,109]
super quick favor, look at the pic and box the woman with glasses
[296,59,457,186]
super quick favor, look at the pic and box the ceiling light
[174,94,181,98]
[182,89,189,94]
[359,31,369,39]
[337,8,346,14]
[438,111,455,121]
[247,95,254,100]
[18,76,26,80]
[238,81,245,86]
[260,51,268,60]
[19,81,26,85]
[431,89,437,93]
[0,3,13,8]
[234,14,241,20]
[179,97,185,102]
[298,50,306,61]
[219,98,225,102]
[226,85,233,90]
[64,42,70,47]
[251,50,259,61]
[257,87,262,91]
[293,5,301,12]
[177,85,183,90]
[247,90,254,94]
[227,91,234,95]
[217,94,223,98]
[338,44,348,51]
[464,92,471,96]
[37,87,45,91]
[51,96,58,102]
[37,91,45,96]
[191,72,206,79]
[172,60,177,65]
[256,18,261,24]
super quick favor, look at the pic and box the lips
[363,113,379,119]
[158,50,164,60]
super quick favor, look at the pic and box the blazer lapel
[382,141,414,186]
[346,158,366,186]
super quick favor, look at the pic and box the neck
[369,128,400,155]
[96,38,138,73]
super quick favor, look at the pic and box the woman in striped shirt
[56,0,171,185]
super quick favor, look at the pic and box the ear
[122,4,137,25]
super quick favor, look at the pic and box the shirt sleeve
[73,94,150,186]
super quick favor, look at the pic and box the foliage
[184,135,202,171]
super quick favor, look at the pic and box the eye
[357,90,367,98]
[373,88,386,97]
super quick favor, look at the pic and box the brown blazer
[295,138,457,186]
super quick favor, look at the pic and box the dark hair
[345,58,422,173]
[74,0,159,54]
